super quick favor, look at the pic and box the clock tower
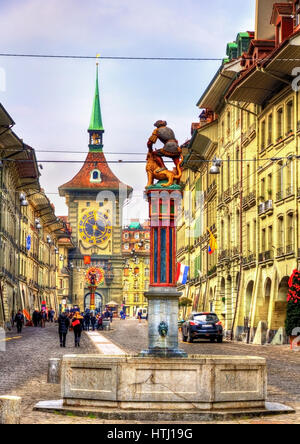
[59,65,132,312]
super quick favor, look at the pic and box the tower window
[90,169,102,183]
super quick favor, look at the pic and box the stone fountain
[35,122,293,420]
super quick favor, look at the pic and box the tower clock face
[79,210,112,245]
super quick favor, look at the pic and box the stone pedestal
[140,287,187,358]
[0,395,21,425]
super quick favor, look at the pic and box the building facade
[178,0,300,343]
[122,220,150,317]
[0,104,63,329]
[59,67,132,313]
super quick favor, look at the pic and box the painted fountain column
[140,185,187,357]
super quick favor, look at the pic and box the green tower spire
[88,64,104,151]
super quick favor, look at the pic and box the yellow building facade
[122,221,150,317]
[178,12,300,343]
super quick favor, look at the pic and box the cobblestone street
[0,320,299,424]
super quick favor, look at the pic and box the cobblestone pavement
[0,320,299,424]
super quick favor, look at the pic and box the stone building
[177,0,300,343]
[59,67,132,312]
[0,103,63,329]
[122,220,150,317]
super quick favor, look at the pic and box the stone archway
[245,280,254,322]
[271,277,289,331]
[84,292,103,314]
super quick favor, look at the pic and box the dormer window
[90,169,102,183]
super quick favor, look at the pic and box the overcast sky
[0,0,255,223]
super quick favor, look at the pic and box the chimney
[255,0,291,40]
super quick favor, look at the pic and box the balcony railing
[258,251,273,262]
[286,186,294,197]
[223,188,231,201]
[277,247,285,257]
[218,249,230,261]
[276,191,283,201]
[233,183,240,194]
[286,244,294,255]
[258,202,265,214]
[265,200,273,211]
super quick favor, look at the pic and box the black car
[182,312,223,343]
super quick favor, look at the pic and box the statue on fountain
[146,120,183,188]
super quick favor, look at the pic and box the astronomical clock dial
[79,210,112,245]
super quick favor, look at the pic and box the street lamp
[209,157,222,175]
[35,218,42,230]
[20,193,29,207]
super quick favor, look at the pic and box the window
[261,228,266,252]
[278,216,284,248]
[287,213,294,249]
[236,148,240,182]
[86,202,90,207]
[296,1,300,26]
[276,161,284,200]
[267,174,272,200]
[261,120,266,150]
[286,101,294,134]
[90,169,102,183]
[268,113,273,145]
[268,226,273,252]
[227,155,230,188]
[276,108,283,141]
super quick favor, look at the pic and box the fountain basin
[59,354,267,411]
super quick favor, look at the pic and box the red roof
[59,151,132,194]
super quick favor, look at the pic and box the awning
[228,31,300,105]
[228,67,282,104]
[107,301,119,306]
[197,59,243,112]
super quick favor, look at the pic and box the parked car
[182,312,223,343]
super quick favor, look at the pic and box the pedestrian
[90,313,97,331]
[72,312,83,347]
[84,312,91,331]
[14,310,24,334]
[40,310,47,328]
[48,308,55,323]
[32,309,40,327]
[58,311,70,348]
[137,309,143,324]
[97,314,103,330]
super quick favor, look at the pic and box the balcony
[233,183,240,195]
[286,186,294,198]
[258,251,273,263]
[243,252,256,266]
[258,202,265,215]
[265,200,273,212]
[218,249,230,262]
[276,191,284,202]
[286,244,295,255]
[232,246,240,257]
[223,188,231,202]
[276,247,285,257]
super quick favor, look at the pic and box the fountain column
[140,186,187,358]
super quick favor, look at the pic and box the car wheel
[187,330,194,343]
[217,336,223,343]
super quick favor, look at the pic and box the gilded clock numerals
[79,210,112,245]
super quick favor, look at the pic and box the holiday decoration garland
[287,270,300,304]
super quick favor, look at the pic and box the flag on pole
[176,263,189,285]
[207,228,217,255]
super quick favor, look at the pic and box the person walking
[58,311,70,348]
[15,310,24,334]
[84,312,91,331]
[90,313,97,331]
[97,313,103,330]
[71,312,83,347]
[32,309,40,327]
[48,308,55,323]
[137,309,143,324]
[40,310,47,328]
